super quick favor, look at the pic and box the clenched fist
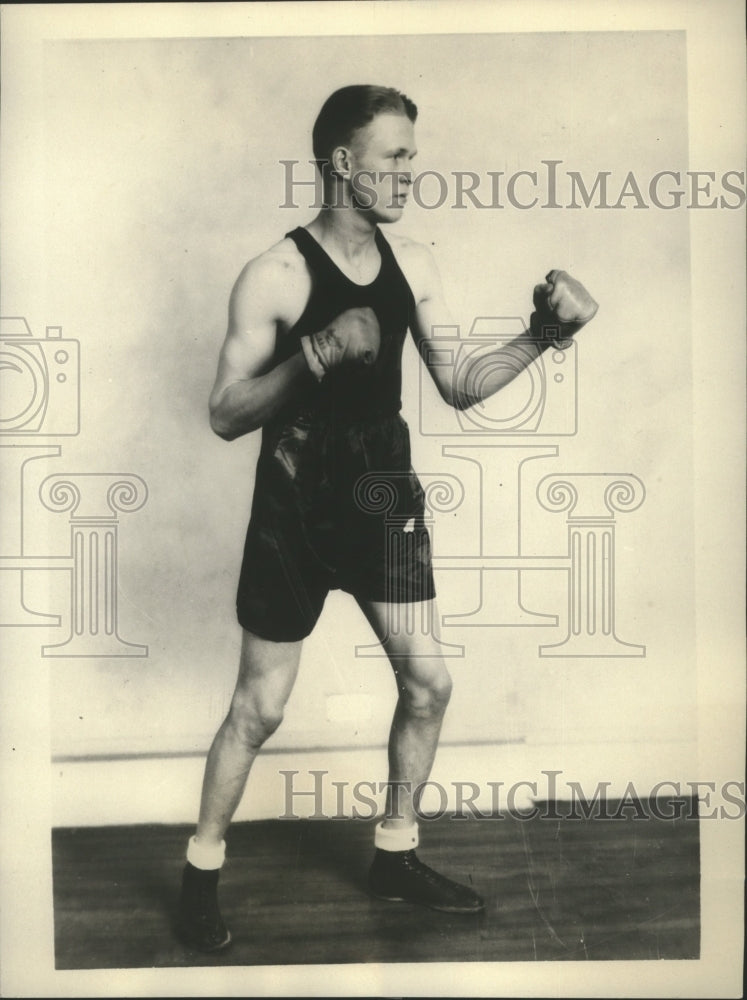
[301,306,381,381]
[531,269,598,346]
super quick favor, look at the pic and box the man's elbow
[439,384,474,411]
[209,406,237,441]
[210,419,235,442]
[450,393,475,412]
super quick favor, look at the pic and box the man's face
[345,112,417,222]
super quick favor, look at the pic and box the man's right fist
[530,270,598,347]
[301,307,381,381]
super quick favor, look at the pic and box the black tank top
[280,226,416,419]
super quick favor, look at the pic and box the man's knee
[226,630,301,749]
[401,664,453,719]
[227,688,285,748]
[427,668,453,712]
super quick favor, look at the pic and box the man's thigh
[232,627,304,710]
[355,596,451,683]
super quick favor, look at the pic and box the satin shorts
[236,410,436,641]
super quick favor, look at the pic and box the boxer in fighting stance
[178,85,598,951]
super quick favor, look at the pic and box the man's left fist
[532,269,598,343]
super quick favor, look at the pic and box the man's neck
[308,207,378,263]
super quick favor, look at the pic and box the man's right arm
[208,254,311,441]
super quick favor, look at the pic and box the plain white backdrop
[1,3,744,998]
[30,30,696,761]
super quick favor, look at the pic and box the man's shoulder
[238,235,307,285]
[231,235,310,314]
[384,230,431,259]
[382,231,440,299]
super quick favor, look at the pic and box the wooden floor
[52,802,700,969]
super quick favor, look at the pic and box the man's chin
[373,204,406,224]
[352,200,406,225]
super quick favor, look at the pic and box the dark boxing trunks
[237,409,435,641]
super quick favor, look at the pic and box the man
[178,85,598,951]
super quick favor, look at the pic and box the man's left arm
[407,246,598,411]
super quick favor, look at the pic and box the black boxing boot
[177,836,231,952]
[369,849,485,913]
[368,822,484,914]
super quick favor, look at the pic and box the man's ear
[330,144,352,178]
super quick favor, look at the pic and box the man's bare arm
[406,245,597,410]
[209,252,385,440]
[208,255,311,441]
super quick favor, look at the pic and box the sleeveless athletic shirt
[276,226,417,420]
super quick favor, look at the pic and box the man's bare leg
[196,628,303,844]
[179,628,303,950]
[357,597,452,828]
[357,597,484,913]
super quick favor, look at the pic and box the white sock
[374,820,419,852]
[186,835,226,870]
